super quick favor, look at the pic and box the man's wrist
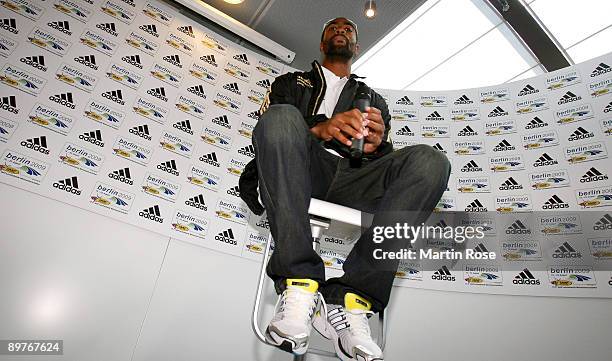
[310,121,327,139]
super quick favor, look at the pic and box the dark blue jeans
[253,104,451,312]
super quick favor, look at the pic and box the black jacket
[238,60,393,215]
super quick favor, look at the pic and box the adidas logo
[233,53,249,65]
[102,89,124,105]
[163,54,182,68]
[472,243,489,254]
[121,54,142,69]
[185,194,207,211]
[177,25,195,38]
[396,96,413,105]
[215,228,237,245]
[74,54,98,70]
[568,126,593,141]
[542,195,569,209]
[187,84,206,99]
[493,139,515,152]
[454,94,473,104]
[1,18,18,34]
[226,185,240,197]
[20,136,49,155]
[108,167,133,185]
[513,268,540,285]
[465,199,487,212]
[432,143,446,153]
[256,78,271,89]
[0,95,18,114]
[157,160,179,176]
[256,218,270,229]
[580,167,608,183]
[223,82,241,95]
[558,91,581,105]
[553,241,581,259]
[591,62,611,77]
[499,177,522,190]
[96,22,118,37]
[431,265,455,281]
[395,125,414,136]
[79,129,104,147]
[238,144,255,158]
[603,102,612,113]
[53,176,81,195]
[505,219,530,234]
[139,205,163,223]
[212,115,231,129]
[199,152,220,167]
[433,219,448,229]
[129,124,151,140]
[20,55,46,71]
[488,106,508,117]
[200,54,217,67]
[139,24,159,37]
[247,110,261,120]
[147,87,167,102]
[47,20,71,35]
[49,92,75,109]
[518,84,539,96]
[426,111,444,121]
[173,119,193,135]
[457,125,477,136]
[461,160,482,172]
[533,153,557,167]
[525,116,547,129]
[593,213,612,231]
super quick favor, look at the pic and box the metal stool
[252,198,386,360]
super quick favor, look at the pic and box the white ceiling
[198,0,426,70]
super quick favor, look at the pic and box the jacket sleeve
[370,90,394,157]
[259,73,295,114]
[260,73,326,128]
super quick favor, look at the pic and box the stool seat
[308,198,364,227]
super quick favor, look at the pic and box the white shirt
[316,66,349,157]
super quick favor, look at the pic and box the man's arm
[259,74,294,114]
[260,74,328,129]
[372,91,393,152]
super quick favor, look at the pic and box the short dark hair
[321,17,358,42]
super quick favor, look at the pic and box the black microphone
[350,89,370,164]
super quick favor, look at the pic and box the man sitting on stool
[239,17,451,361]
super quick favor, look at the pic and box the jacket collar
[308,61,365,116]
[310,60,365,80]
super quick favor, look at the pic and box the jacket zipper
[312,62,326,116]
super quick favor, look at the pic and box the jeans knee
[401,144,451,184]
[253,104,307,145]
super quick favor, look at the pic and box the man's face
[320,18,359,60]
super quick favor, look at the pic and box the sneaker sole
[265,326,308,356]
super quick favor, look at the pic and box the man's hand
[311,109,365,146]
[311,107,385,153]
[363,106,385,154]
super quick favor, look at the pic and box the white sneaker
[313,293,384,361]
[265,279,319,355]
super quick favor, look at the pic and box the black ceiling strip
[485,0,571,72]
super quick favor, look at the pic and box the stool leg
[294,354,307,361]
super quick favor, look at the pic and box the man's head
[320,17,359,62]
